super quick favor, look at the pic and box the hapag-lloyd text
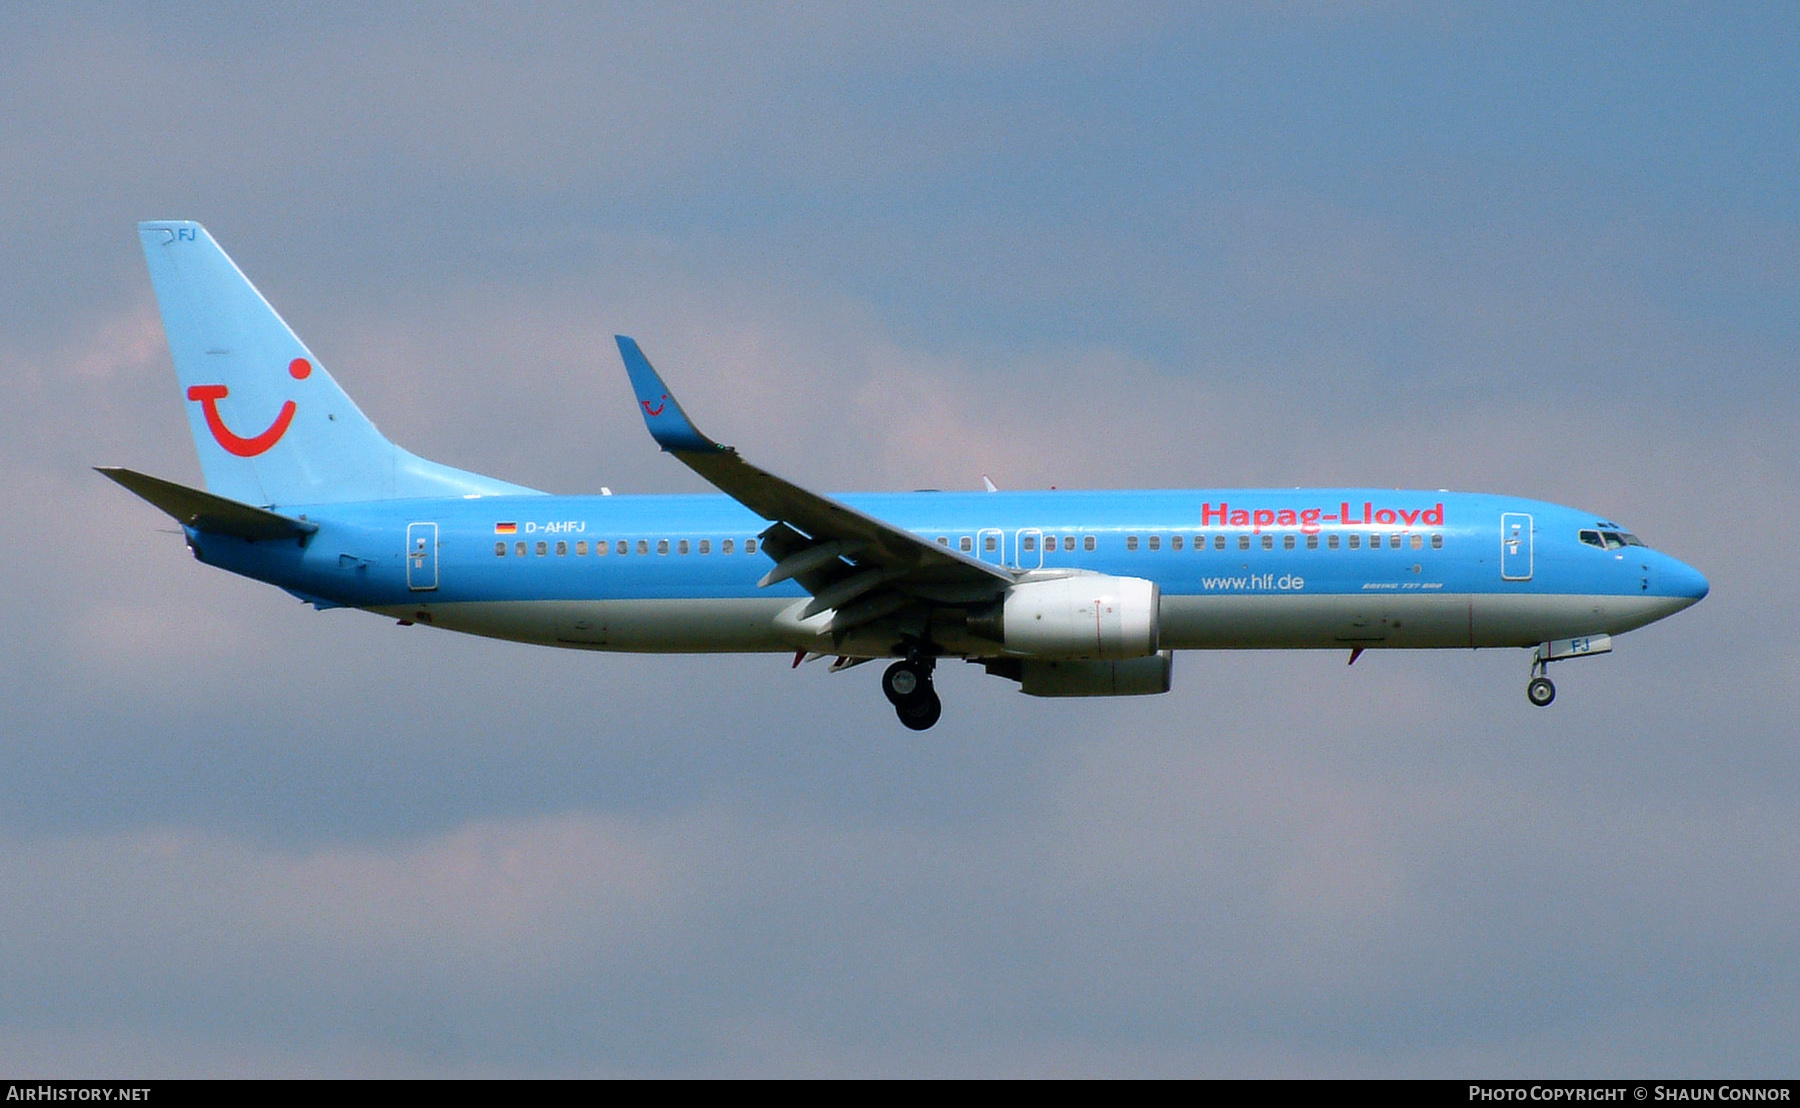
[1199,501,1446,534]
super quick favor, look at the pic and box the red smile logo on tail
[186,358,312,457]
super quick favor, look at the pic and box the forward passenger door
[1501,513,1532,581]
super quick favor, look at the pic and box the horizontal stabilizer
[96,466,317,542]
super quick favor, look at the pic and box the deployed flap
[96,466,317,542]
[615,337,1014,625]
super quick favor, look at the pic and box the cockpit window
[1583,528,1647,550]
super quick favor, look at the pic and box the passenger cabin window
[1283,534,1296,550]
[985,535,998,552]
[699,539,710,554]
[1023,535,1037,552]
[1083,536,1096,551]
[722,539,734,554]
[1328,534,1340,550]
[556,541,567,556]
[1431,534,1443,549]
[1146,536,1158,551]
[678,539,689,554]
[1348,534,1360,550]
[1171,535,1183,551]
[516,542,527,557]
[959,536,973,552]
[1237,535,1250,551]
[1409,534,1422,550]
[657,539,669,555]
[637,540,649,555]
[1389,534,1401,549]
[1064,536,1075,551]
[1306,535,1318,550]
[937,537,948,546]
[617,540,628,555]
[1214,535,1226,550]
[495,542,507,556]
[1261,534,1274,550]
[1126,536,1139,551]
[536,541,548,556]
[745,538,758,554]
[576,541,588,555]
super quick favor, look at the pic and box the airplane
[101,221,1710,730]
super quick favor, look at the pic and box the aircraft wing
[616,337,1016,633]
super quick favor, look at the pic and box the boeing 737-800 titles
[102,222,1709,730]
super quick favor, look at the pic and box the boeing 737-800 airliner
[102,222,1709,729]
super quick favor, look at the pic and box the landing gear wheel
[884,655,941,729]
[897,689,943,731]
[883,660,928,707]
[1526,676,1556,707]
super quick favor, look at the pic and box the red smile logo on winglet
[187,358,312,457]
[641,395,668,417]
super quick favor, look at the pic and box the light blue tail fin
[139,221,541,507]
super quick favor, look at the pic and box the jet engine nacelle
[988,574,1161,659]
[1019,651,1174,697]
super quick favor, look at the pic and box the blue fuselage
[187,487,1708,656]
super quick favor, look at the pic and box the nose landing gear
[1526,650,1558,707]
[883,657,942,730]
[1525,634,1612,707]
[1526,674,1556,707]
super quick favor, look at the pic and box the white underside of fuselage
[370,592,1696,657]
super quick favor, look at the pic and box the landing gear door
[407,522,439,591]
[1501,513,1532,581]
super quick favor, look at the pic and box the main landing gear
[883,657,941,731]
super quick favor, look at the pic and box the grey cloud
[0,731,1794,1075]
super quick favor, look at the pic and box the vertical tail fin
[139,221,540,506]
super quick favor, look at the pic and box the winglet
[615,336,719,453]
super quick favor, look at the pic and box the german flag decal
[494,522,518,535]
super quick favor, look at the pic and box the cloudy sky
[2,2,1796,1076]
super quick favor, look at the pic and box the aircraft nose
[1664,557,1710,602]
